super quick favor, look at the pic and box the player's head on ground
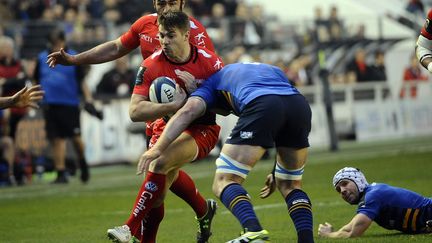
[153,0,185,15]
[158,11,190,61]
[333,167,368,205]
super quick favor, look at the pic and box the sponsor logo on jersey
[197,49,212,58]
[135,66,146,85]
[189,20,198,29]
[139,33,154,43]
[213,59,223,70]
[240,131,253,139]
[194,32,207,46]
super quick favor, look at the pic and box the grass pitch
[1,136,431,242]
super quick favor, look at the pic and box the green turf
[1,136,432,242]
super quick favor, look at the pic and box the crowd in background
[0,0,430,186]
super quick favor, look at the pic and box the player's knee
[148,156,170,174]
[274,162,305,196]
[215,153,251,179]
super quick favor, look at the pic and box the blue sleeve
[357,191,381,220]
[190,77,217,109]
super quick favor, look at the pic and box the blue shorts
[225,94,311,149]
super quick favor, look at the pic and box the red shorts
[148,118,220,160]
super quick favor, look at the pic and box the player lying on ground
[318,167,432,238]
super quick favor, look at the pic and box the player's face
[154,0,182,15]
[335,179,359,205]
[158,25,189,60]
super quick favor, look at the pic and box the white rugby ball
[149,76,176,103]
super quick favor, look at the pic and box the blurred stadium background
[0,0,431,242]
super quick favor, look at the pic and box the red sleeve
[189,17,216,52]
[133,59,154,97]
[421,9,432,39]
[120,17,146,49]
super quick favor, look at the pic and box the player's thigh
[274,95,311,149]
[276,147,308,169]
[225,95,286,149]
[151,132,198,173]
[221,144,266,167]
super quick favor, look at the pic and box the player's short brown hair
[158,11,190,33]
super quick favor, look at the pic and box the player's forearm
[153,107,199,152]
[323,229,353,239]
[73,39,130,64]
[129,101,178,122]
[0,96,16,109]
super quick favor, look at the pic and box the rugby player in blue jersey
[318,167,432,238]
[138,62,314,243]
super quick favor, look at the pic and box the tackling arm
[152,96,207,151]
[136,97,206,174]
[318,213,372,238]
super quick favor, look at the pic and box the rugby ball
[149,76,176,103]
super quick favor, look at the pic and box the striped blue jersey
[191,62,299,115]
[358,183,432,233]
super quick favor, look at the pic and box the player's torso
[144,46,221,92]
[364,184,432,233]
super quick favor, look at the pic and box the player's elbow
[129,104,141,122]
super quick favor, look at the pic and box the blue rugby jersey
[37,50,81,106]
[358,183,432,233]
[191,62,299,115]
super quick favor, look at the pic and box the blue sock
[220,183,262,232]
[285,189,314,243]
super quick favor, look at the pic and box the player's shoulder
[365,183,391,199]
[188,15,205,30]
[133,13,157,26]
[195,46,224,69]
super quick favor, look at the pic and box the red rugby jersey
[421,9,432,39]
[134,45,223,125]
[120,13,215,59]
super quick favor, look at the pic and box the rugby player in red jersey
[416,9,432,72]
[107,11,223,243]
[46,1,219,242]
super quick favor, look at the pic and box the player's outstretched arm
[136,96,206,175]
[46,38,131,67]
[0,85,44,109]
[318,213,372,238]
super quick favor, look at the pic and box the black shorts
[225,94,311,149]
[43,104,81,139]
